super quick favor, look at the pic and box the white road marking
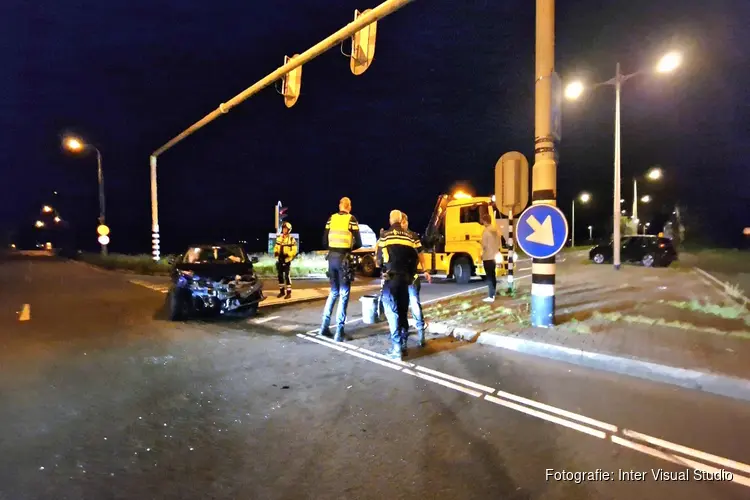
[611,436,750,488]
[415,365,496,393]
[519,267,532,272]
[18,304,31,321]
[485,394,608,439]
[277,324,299,332]
[621,429,750,475]
[514,274,531,281]
[297,330,750,488]
[253,315,280,324]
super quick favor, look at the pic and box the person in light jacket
[481,213,501,302]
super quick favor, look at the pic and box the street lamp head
[587,225,592,230]
[656,51,682,73]
[54,216,61,223]
[42,205,53,213]
[564,81,585,101]
[64,137,85,152]
[641,195,652,203]
[579,192,591,203]
[35,220,45,228]
[647,167,663,180]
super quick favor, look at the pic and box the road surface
[1,254,748,499]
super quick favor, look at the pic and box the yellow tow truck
[353,191,510,283]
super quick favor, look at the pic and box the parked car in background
[167,243,264,320]
[589,235,678,267]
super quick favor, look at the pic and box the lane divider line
[621,428,750,475]
[253,315,280,324]
[611,436,750,488]
[494,388,617,432]
[485,394,608,439]
[296,330,750,488]
[415,365,496,393]
[403,368,484,397]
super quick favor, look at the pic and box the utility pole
[530,0,558,327]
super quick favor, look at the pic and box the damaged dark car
[167,244,264,321]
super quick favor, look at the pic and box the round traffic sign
[97,224,110,236]
[516,204,569,260]
[98,235,110,245]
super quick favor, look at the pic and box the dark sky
[3,0,749,253]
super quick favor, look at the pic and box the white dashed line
[296,330,750,488]
[253,315,280,324]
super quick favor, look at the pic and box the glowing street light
[656,52,682,74]
[54,216,62,223]
[42,205,53,213]
[564,49,683,269]
[564,81,585,101]
[641,195,652,203]
[64,137,84,152]
[647,167,663,180]
[572,192,591,247]
[35,220,45,228]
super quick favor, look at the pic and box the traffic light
[279,207,288,225]
[350,9,378,76]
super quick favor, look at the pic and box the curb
[427,322,750,404]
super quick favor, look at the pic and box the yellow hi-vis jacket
[324,212,362,251]
[274,233,298,262]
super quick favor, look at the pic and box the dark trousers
[277,261,291,289]
[483,260,497,298]
[381,277,410,348]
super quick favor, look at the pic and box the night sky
[3,0,749,253]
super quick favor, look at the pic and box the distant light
[45,242,53,250]
[53,191,58,195]
[42,205,53,213]
[54,216,61,223]
[621,210,627,215]
[641,195,652,203]
[645,222,651,227]
[744,227,750,236]
[35,220,45,228]
[98,235,110,245]
[656,51,682,74]
[587,225,592,230]
[564,81,585,100]
[10,243,16,249]
[578,192,591,203]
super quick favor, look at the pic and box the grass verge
[77,252,329,278]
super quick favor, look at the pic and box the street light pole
[571,199,575,247]
[588,225,593,241]
[95,147,107,256]
[613,62,622,270]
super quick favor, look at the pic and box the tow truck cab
[420,192,509,284]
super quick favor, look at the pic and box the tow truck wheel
[360,254,378,277]
[453,257,472,285]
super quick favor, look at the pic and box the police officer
[319,197,362,341]
[398,213,432,349]
[273,221,298,299]
[377,210,419,360]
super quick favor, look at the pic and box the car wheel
[642,253,656,268]
[167,289,190,321]
[360,255,378,277]
[453,257,472,285]
[592,253,606,264]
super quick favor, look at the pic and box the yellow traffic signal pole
[148,0,415,261]
[530,0,558,326]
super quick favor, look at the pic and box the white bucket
[359,295,383,324]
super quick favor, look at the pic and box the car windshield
[182,245,246,264]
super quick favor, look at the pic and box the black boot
[277,288,285,298]
[285,289,292,299]
[400,329,409,355]
[319,327,333,338]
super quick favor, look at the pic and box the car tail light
[658,243,665,248]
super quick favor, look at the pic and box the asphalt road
[2,255,749,499]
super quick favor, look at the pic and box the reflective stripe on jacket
[274,234,298,261]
